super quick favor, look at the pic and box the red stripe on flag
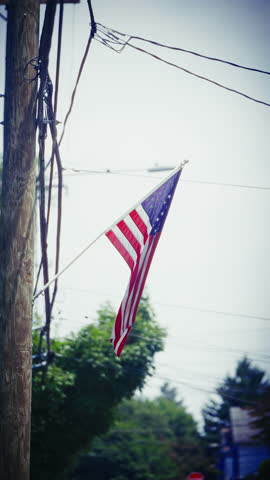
[120,237,154,331]
[120,236,152,331]
[129,209,148,244]
[110,234,161,356]
[110,258,144,352]
[113,326,131,357]
[125,234,160,329]
[117,220,142,258]
[106,230,134,271]
[111,302,122,343]
[115,328,130,357]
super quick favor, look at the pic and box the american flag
[106,166,182,356]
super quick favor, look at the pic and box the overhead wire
[44,0,64,220]
[58,0,96,146]
[95,24,270,108]
[34,342,268,389]
[34,0,97,363]
[45,1,65,317]
[31,350,264,409]
[55,285,270,322]
[34,1,65,307]
[37,0,58,360]
[153,374,258,406]
[154,301,270,323]
[52,314,270,336]
[181,178,270,191]
[96,22,270,76]
[61,166,270,191]
[128,332,270,364]
[35,0,66,362]
[39,309,270,363]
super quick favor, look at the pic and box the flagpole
[33,160,188,301]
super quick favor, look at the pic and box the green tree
[160,381,178,402]
[31,297,165,480]
[258,458,270,480]
[203,357,268,448]
[248,385,270,446]
[70,387,217,480]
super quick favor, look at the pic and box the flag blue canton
[142,171,181,234]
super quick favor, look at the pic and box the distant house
[219,407,270,480]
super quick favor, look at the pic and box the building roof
[230,407,260,444]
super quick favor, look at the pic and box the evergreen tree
[249,384,270,446]
[203,357,267,448]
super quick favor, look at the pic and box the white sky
[1,0,270,424]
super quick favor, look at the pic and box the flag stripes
[106,166,182,356]
[111,235,160,356]
[107,206,155,355]
[106,207,152,272]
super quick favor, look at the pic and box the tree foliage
[70,386,218,480]
[203,357,268,448]
[258,458,270,480]
[249,384,270,446]
[31,297,165,480]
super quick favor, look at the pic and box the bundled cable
[95,23,270,108]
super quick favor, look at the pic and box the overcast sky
[1,0,270,424]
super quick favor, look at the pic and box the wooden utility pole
[0,1,39,479]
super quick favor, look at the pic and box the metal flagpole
[33,160,188,301]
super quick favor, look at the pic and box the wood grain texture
[0,1,39,479]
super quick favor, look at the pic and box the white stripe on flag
[128,239,156,327]
[135,205,152,233]
[122,238,152,331]
[124,215,145,249]
[111,225,138,265]
[114,327,129,356]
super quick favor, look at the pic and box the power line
[96,22,270,76]
[52,309,270,340]
[57,285,270,323]
[126,43,270,108]
[129,332,270,365]
[181,178,270,191]
[152,374,259,406]
[34,0,97,361]
[32,352,264,408]
[58,0,96,146]
[61,167,270,191]
[50,310,270,334]
[41,310,270,364]
[154,302,270,323]
[95,24,270,108]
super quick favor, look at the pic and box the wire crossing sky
[96,22,270,76]
[95,23,270,107]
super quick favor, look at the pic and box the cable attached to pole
[58,0,96,146]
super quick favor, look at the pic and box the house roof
[230,407,260,444]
